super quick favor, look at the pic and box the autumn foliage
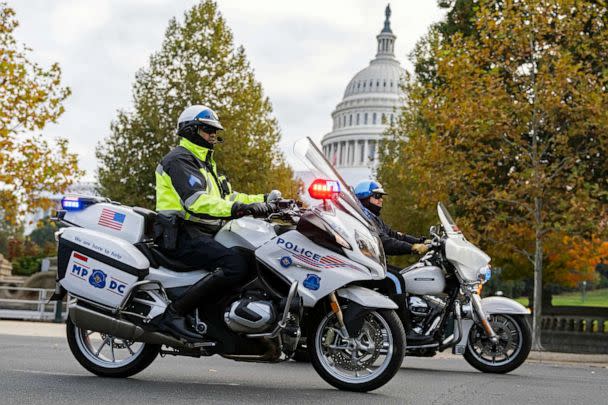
[379,0,608,289]
[0,3,82,223]
[545,234,607,288]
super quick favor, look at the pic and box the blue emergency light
[61,195,106,211]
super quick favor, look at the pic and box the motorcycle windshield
[293,137,377,232]
[437,202,462,236]
[438,202,491,279]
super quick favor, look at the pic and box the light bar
[308,179,341,200]
[61,197,83,211]
[60,195,102,211]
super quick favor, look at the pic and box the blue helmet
[177,105,224,132]
[354,180,387,200]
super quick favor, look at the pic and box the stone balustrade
[541,307,608,354]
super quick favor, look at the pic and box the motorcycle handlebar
[266,199,300,221]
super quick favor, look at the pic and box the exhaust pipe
[69,303,188,348]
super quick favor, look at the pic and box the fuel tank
[214,217,277,250]
[400,263,446,295]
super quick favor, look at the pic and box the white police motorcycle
[51,138,405,392]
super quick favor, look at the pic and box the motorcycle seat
[149,246,208,273]
[131,208,207,272]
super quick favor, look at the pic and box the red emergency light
[308,179,341,200]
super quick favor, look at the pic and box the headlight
[332,229,351,250]
[320,213,352,250]
[478,265,492,284]
[355,230,383,265]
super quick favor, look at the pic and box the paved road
[1,334,606,405]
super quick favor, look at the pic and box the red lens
[308,179,341,200]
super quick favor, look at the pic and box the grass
[514,288,608,308]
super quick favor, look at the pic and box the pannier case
[57,227,150,308]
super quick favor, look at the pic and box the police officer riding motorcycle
[153,105,278,341]
[352,180,532,374]
[354,180,429,261]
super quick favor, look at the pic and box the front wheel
[308,308,405,392]
[464,314,531,374]
[66,317,160,378]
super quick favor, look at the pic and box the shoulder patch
[189,175,203,187]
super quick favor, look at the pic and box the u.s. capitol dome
[321,4,404,186]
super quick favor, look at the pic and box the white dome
[320,4,406,187]
[343,59,404,98]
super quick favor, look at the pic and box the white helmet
[177,105,224,132]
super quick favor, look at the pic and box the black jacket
[362,207,425,255]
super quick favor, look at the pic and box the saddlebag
[57,227,150,309]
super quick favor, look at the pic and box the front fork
[469,292,499,344]
[329,291,350,338]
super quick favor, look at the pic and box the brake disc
[328,316,385,371]
[476,317,512,356]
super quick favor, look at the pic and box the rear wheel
[308,308,405,392]
[464,314,531,374]
[66,318,160,378]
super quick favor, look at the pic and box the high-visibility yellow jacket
[155,138,263,230]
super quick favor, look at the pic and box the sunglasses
[372,193,384,199]
[198,125,217,135]
[199,126,218,135]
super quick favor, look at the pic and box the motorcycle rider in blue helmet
[354,179,429,293]
[354,179,429,256]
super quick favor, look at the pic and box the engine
[408,295,446,336]
[224,297,277,333]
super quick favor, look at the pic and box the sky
[10,0,447,180]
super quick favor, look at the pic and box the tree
[411,1,478,88]
[379,0,608,349]
[546,234,607,288]
[29,218,57,249]
[0,3,82,223]
[97,0,295,208]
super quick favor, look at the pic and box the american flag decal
[291,251,360,271]
[98,208,126,231]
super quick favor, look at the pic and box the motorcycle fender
[336,286,398,310]
[453,297,529,355]
[481,296,530,315]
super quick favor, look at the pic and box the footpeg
[190,341,216,348]
[194,309,207,335]
[195,322,207,334]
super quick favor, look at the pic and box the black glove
[231,202,274,218]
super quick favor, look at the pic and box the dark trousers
[167,233,248,281]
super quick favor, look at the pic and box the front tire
[308,308,405,392]
[464,314,531,374]
[66,317,160,378]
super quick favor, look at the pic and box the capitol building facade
[321,5,405,187]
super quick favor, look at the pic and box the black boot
[171,268,234,314]
[154,304,203,342]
